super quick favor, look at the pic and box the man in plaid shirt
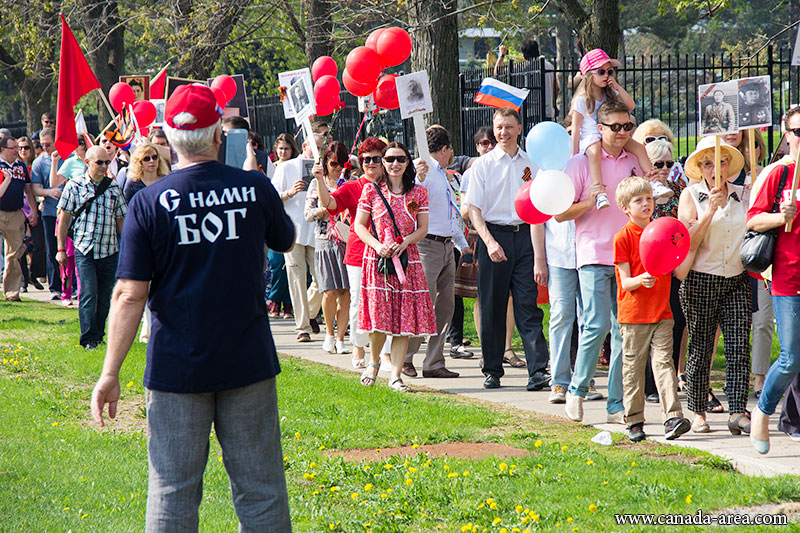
[56,146,127,349]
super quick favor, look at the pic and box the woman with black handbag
[677,136,752,435]
[353,143,436,392]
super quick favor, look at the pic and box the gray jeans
[145,379,291,532]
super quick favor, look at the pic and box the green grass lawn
[1,300,798,532]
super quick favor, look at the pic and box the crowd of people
[0,45,796,529]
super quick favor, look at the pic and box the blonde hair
[128,142,170,182]
[615,176,652,209]
[645,139,673,163]
[573,71,617,115]
[632,119,675,145]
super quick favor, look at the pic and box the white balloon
[529,169,575,216]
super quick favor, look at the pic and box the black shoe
[422,367,459,378]
[450,345,474,359]
[50,292,61,301]
[664,417,691,440]
[483,375,500,389]
[401,362,417,378]
[31,279,44,290]
[628,423,646,442]
[310,318,321,334]
[646,393,659,403]
[526,371,550,391]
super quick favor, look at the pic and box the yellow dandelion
[486,497,494,504]
[384,464,393,469]
[524,530,532,533]
[329,523,335,530]
[493,517,502,525]
[500,529,508,533]
[448,472,458,478]
[463,470,469,476]
[522,516,530,525]
[516,505,523,513]
[405,478,412,486]
[603,481,608,485]
[409,466,418,473]
[351,492,358,500]
[330,486,339,492]
[380,493,388,499]
[444,464,450,471]
[310,462,317,469]
[461,524,473,533]
[499,462,508,471]
[490,502,498,510]
[52,422,58,426]
[589,504,597,512]
[312,490,319,495]
[567,517,573,522]
[319,445,326,450]
[534,440,542,447]
[685,494,692,504]
[530,512,540,521]
[126,381,134,387]
[586,460,594,465]
[363,465,370,470]
[294,432,300,439]
[80,513,88,520]
[561,445,568,452]
[34,356,39,360]
[218,456,223,462]
[631,461,636,467]
[412,443,419,448]
[386,488,392,493]
[63,507,70,511]
[303,473,316,480]
[364,483,373,491]
[404,460,410,467]
[537,463,543,469]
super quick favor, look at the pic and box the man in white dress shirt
[465,107,550,390]
[403,126,469,379]
[271,133,323,342]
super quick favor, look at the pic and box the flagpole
[152,62,171,83]
[95,88,118,124]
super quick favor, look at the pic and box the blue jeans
[548,266,582,389]
[145,379,291,532]
[569,265,623,414]
[758,295,800,415]
[74,250,118,347]
[267,249,291,305]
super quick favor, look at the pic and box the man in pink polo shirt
[555,99,646,423]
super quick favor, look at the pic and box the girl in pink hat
[570,49,654,209]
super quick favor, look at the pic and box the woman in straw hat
[677,136,752,435]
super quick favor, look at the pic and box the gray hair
[645,139,673,163]
[164,112,220,156]
[0,128,12,138]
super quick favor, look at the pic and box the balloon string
[350,112,369,155]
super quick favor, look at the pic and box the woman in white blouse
[677,137,751,436]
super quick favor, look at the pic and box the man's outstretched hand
[91,374,121,427]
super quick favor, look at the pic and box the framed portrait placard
[120,75,151,102]
[698,81,739,137]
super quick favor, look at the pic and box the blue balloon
[525,121,572,170]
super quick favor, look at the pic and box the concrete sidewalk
[18,284,798,477]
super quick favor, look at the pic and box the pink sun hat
[579,49,621,76]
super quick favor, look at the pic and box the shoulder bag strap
[770,165,790,214]
[370,182,403,240]
[72,177,112,220]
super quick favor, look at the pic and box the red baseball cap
[579,49,621,76]
[165,84,223,130]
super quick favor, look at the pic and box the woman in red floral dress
[354,143,436,391]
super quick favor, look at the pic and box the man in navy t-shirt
[90,84,294,532]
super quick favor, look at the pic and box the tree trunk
[555,0,620,58]
[407,0,461,153]
[21,80,54,133]
[305,0,333,65]
[78,1,125,125]
[554,16,573,67]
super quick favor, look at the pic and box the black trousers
[446,248,464,344]
[778,373,800,436]
[29,220,46,279]
[476,224,549,379]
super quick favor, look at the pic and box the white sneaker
[549,385,566,404]
[650,180,674,204]
[607,410,625,424]
[322,335,336,353]
[565,392,584,422]
[335,340,350,354]
[595,192,610,210]
[586,386,604,401]
[379,357,392,373]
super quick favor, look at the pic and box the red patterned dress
[357,182,436,336]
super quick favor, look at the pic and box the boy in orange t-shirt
[614,177,690,443]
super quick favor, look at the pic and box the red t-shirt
[614,220,673,324]
[747,163,800,296]
[330,177,370,267]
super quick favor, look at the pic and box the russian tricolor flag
[474,78,529,111]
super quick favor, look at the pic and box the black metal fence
[467,46,799,159]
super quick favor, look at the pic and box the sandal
[728,411,751,435]
[352,357,366,369]
[360,363,378,386]
[708,389,724,413]
[503,349,526,368]
[389,377,412,392]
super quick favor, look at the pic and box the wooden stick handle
[786,157,800,232]
[714,135,722,190]
[748,129,757,181]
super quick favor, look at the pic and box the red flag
[55,14,101,159]
[149,63,169,100]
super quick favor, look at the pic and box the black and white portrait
[699,81,738,136]
[738,75,771,129]
[396,71,434,119]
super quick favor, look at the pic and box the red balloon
[109,82,136,113]
[373,74,399,110]
[311,56,338,83]
[345,46,382,84]
[342,69,377,97]
[315,103,336,117]
[140,126,150,137]
[365,28,385,51]
[376,27,412,67]
[132,100,157,127]
[514,181,552,224]
[211,75,237,103]
[313,75,341,107]
[210,86,228,108]
[639,216,690,276]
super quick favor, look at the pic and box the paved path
[19,285,798,477]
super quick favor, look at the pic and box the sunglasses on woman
[593,68,614,76]
[18,145,31,150]
[328,160,342,168]
[600,122,634,132]
[653,160,674,169]
[477,139,495,147]
[644,135,669,144]
[142,154,159,162]
[383,155,408,164]
[362,156,382,165]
